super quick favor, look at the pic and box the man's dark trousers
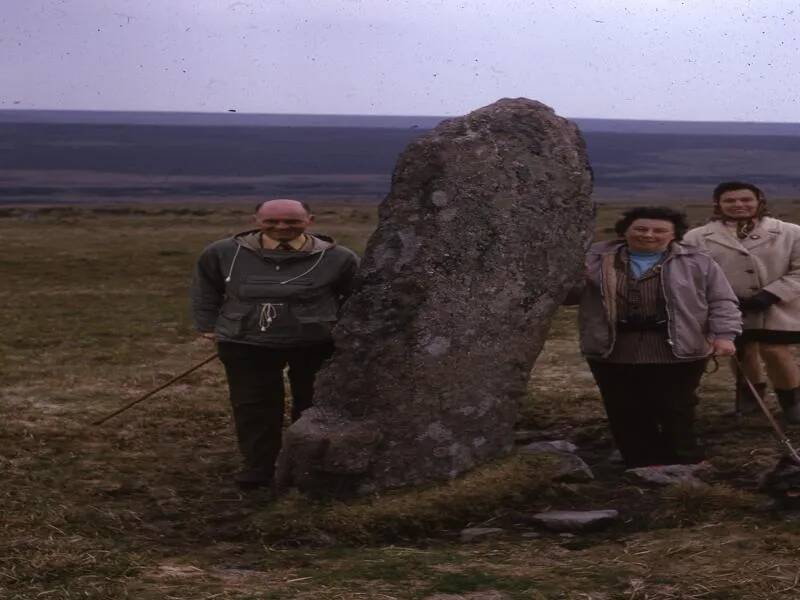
[217,341,334,482]
[587,360,707,468]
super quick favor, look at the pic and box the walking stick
[733,356,800,465]
[91,353,219,426]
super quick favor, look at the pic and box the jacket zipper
[659,255,706,360]
[659,256,676,354]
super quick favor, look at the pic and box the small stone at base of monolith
[513,430,539,444]
[553,453,594,483]
[625,463,712,486]
[520,445,594,483]
[519,440,578,454]
[530,509,619,532]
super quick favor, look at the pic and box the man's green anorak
[191,230,359,347]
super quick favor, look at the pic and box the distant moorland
[2,109,800,204]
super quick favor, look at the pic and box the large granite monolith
[276,98,594,496]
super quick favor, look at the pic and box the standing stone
[277,98,594,496]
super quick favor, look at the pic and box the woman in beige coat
[683,181,800,422]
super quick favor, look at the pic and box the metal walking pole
[91,352,219,426]
[733,356,800,465]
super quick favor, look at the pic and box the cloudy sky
[2,0,799,121]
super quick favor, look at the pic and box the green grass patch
[254,454,558,544]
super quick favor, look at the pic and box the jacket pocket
[239,277,313,300]
[215,310,248,339]
[292,290,339,324]
[670,311,711,358]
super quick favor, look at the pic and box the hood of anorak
[232,229,336,254]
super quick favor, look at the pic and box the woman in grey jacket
[570,207,741,468]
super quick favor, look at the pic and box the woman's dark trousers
[587,360,707,468]
[217,341,334,481]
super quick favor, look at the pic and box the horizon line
[1,107,799,126]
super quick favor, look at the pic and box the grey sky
[2,0,799,121]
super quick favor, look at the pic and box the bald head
[254,198,314,243]
[255,198,312,215]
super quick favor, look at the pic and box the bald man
[191,199,359,489]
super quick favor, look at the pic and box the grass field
[3,201,800,599]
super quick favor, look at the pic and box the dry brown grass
[3,201,800,599]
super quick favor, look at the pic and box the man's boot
[775,388,800,424]
[234,467,274,490]
[736,381,767,415]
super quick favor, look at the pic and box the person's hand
[711,338,736,357]
[738,290,780,312]
[200,332,217,342]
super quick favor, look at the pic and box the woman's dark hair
[712,181,764,202]
[613,206,689,240]
[711,180,769,221]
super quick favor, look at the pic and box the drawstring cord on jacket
[258,303,281,331]
[224,245,327,285]
[277,249,327,285]
[224,245,243,283]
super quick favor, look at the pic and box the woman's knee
[759,343,794,364]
